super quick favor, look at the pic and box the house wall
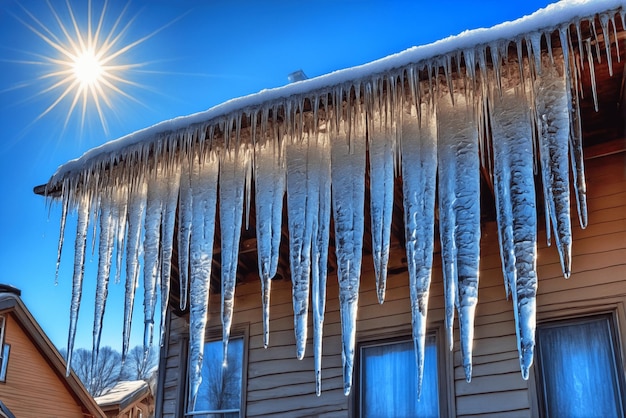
[160,152,626,417]
[0,312,89,417]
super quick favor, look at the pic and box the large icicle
[92,190,116,375]
[367,81,395,304]
[437,88,481,382]
[330,98,366,396]
[66,193,91,376]
[491,86,538,380]
[178,157,193,310]
[401,99,438,394]
[286,131,316,359]
[219,145,249,362]
[187,151,219,409]
[312,127,331,396]
[254,134,285,348]
[122,179,147,361]
[159,164,181,346]
[143,164,166,353]
[534,52,573,278]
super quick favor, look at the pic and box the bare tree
[121,345,159,381]
[61,346,122,397]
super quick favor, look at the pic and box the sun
[73,48,103,87]
[15,0,159,134]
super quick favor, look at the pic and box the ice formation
[42,1,624,404]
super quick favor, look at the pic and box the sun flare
[16,0,157,134]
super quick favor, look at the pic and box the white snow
[44,0,623,403]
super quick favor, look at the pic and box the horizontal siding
[160,152,626,417]
[1,314,87,417]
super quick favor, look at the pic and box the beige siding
[161,152,626,417]
[0,313,88,417]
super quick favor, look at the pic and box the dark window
[187,337,244,418]
[358,334,440,418]
[536,314,626,417]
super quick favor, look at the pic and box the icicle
[54,187,69,285]
[92,190,115,376]
[401,99,438,394]
[367,86,395,304]
[559,28,588,230]
[535,54,573,278]
[254,133,285,348]
[178,157,193,310]
[330,113,366,396]
[491,87,538,380]
[143,165,166,354]
[188,151,219,409]
[312,127,331,396]
[122,179,147,361]
[220,145,248,363]
[160,165,181,346]
[585,38,599,112]
[286,133,315,360]
[600,13,614,76]
[113,185,128,285]
[437,89,480,382]
[66,193,91,376]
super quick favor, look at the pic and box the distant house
[95,380,155,418]
[36,1,626,417]
[0,285,104,417]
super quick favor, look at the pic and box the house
[95,380,155,418]
[36,1,626,417]
[0,285,104,417]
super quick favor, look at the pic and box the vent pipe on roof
[288,70,307,83]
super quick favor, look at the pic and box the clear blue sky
[0,0,553,354]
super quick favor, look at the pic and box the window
[358,334,441,418]
[535,314,626,418]
[0,316,8,383]
[187,336,245,418]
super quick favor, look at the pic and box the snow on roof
[46,0,624,186]
[94,380,150,408]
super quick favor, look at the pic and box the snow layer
[44,0,624,403]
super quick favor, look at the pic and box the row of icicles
[46,10,623,408]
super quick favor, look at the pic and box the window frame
[354,325,453,418]
[533,311,626,417]
[185,324,249,418]
[0,316,7,383]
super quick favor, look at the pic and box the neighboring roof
[0,290,105,418]
[95,380,151,413]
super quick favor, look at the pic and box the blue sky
[0,0,553,354]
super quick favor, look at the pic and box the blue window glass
[360,335,440,418]
[188,337,244,418]
[536,315,625,418]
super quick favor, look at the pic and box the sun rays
[15,0,158,135]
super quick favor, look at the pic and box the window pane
[537,317,624,418]
[192,338,243,415]
[361,336,439,418]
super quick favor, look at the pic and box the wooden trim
[584,137,626,159]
